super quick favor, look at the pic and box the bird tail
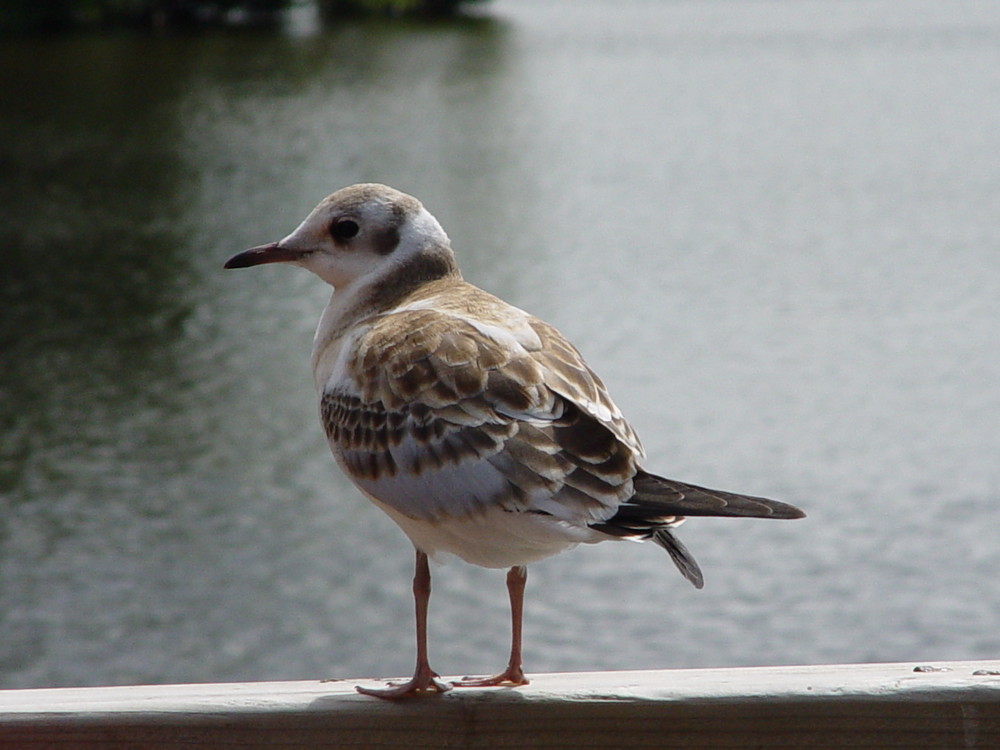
[590,470,805,588]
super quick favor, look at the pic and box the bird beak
[224,242,308,269]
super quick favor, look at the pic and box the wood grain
[2,661,999,749]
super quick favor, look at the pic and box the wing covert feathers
[320,283,640,524]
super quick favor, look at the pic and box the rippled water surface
[2,0,999,688]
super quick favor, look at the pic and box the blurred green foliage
[0,0,289,31]
[1,0,479,32]
[317,0,475,16]
[319,0,478,17]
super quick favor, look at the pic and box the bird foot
[451,666,529,688]
[356,666,452,700]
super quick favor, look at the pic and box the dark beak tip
[223,242,284,270]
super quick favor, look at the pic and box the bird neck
[310,245,462,386]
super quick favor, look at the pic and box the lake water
[2,0,999,689]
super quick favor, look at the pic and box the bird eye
[330,219,359,241]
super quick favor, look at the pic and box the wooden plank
[1,661,999,749]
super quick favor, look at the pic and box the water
[2,0,999,689]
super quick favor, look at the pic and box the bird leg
[356,550,452,699]
[452,565,530,687]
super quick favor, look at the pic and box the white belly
[367,494,604,569]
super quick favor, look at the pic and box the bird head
[224,183,455,289]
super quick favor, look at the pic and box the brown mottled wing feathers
[321,293,639,523]
[526,318,643,455]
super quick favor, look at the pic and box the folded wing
[322,297,643,527]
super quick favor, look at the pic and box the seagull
[225,183,805,699]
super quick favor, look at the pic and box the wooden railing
[2,660,999,748]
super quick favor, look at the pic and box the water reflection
[2,1,1000,689]
[1,13,521,687]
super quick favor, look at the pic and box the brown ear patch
[372,222,401,255]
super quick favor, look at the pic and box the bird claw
[451,666,529,688]
[356,670,452,699]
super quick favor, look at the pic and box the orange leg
[452,565,530,688]
[356,550,451,699]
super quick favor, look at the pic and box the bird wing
[523,316,644,457]
[321,292,641,526]
[626,472,806,519]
